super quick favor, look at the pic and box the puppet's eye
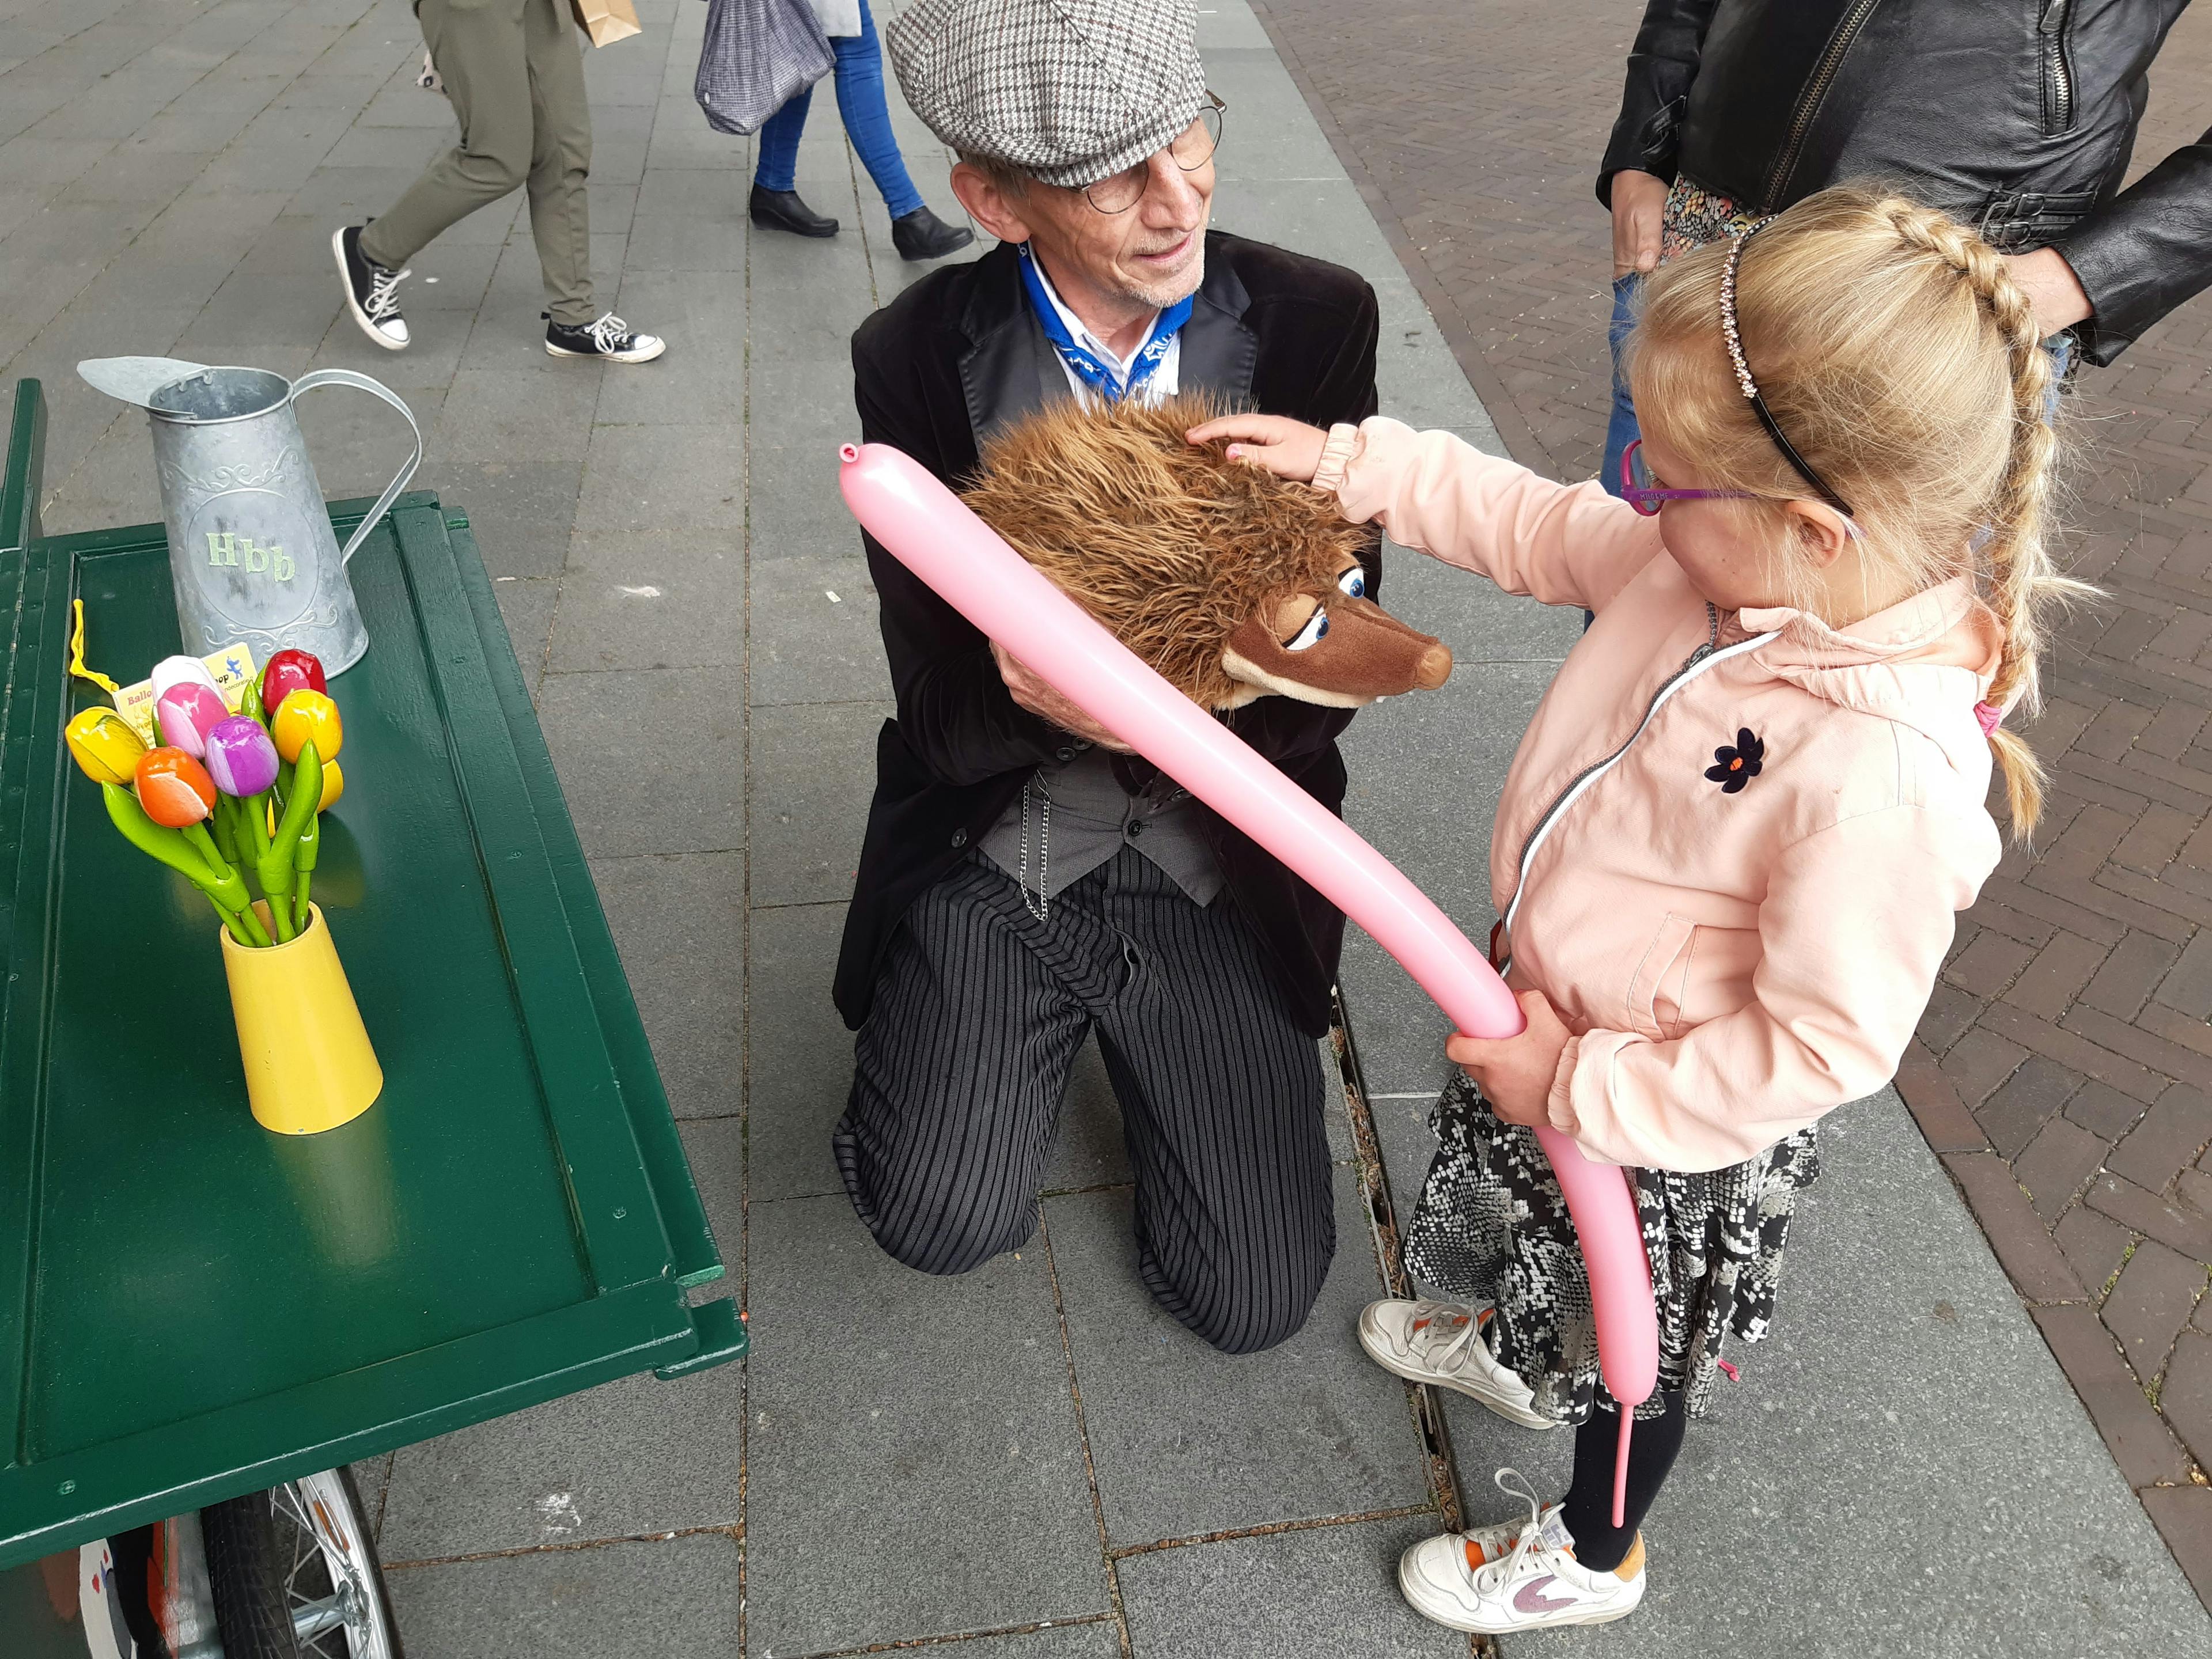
[1283,608,1330,652]
[1337,565,1368,599]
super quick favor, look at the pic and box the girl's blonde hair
[1626,184,2090,836]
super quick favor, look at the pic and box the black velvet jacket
[1599,0,2211,365]
[835,232,1381,1036]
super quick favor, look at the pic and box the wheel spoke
[291,1588,350,1640]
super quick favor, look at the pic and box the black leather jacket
[1599,0,2210,363]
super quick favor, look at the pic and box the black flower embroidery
[1705,728,1764,794]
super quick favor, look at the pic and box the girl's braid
[1880,197,2071,831]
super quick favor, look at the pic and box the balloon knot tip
[839,443,860,464]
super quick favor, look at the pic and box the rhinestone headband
[1719,218,1855,518]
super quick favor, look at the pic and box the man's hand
[1610,169,1668,278]
[991,640,1134,752]
[1443,990,1573,1128]
[2001,245,2093,337]
[1185,412,1332,483]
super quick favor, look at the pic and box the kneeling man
[833,0,1380,1354]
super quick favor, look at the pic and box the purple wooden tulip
[204,715,280,797]
[156,682,229,758]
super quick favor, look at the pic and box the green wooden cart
[0,380,744,1654]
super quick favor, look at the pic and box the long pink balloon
[841,441,1658,1516]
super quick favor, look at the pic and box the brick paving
[1253,0,2212,1602]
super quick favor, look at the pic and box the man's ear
[1782,498,1853,569]
[950,163,1032,246]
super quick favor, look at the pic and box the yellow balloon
[65,706,147,786]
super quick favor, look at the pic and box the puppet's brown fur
[961,393,1375,709]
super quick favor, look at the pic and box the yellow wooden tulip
[270,690,342,764]
[65,706,148,786]
[317,758,344,812]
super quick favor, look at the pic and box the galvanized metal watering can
[78,357,423,677]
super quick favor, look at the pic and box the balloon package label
[112,643,259,743]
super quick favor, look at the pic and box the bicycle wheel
[202,1467,403,1658]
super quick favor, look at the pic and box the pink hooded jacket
[1316,418,2006,1173]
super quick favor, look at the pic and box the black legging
[1559,1388,1687,1572]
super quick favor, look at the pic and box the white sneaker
[1358,1298,1557,1430]
[1399,1471,1646,1634]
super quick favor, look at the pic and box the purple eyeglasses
[1618,439,1758,517]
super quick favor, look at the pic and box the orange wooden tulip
[135,747,218,828]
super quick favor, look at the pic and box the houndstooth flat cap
[887,0,1206,190]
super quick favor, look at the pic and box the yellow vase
[220,902,383,1134]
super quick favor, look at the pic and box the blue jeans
[1601,272,1642,500]
[753,0,924,220]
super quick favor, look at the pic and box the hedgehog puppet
[960,394,1452,712]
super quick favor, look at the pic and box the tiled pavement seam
[1252,0,2212,1603]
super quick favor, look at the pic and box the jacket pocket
[1625,911,1700,1042]
[2039,0,2076,136]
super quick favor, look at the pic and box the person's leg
[753,86,813,195]
[518,0,594,326]
[835,858,1091,1272]
[829,0,924,219]
[361,0,537,270]
[1093,855,1335,1355]
[1558,1388,1687,1571]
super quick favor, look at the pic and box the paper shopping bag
[570,0,643,47]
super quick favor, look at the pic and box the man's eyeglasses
[1618,439,1759,517]
[1084,93,1227,214]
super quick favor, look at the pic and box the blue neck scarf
[1018,242,1193,404]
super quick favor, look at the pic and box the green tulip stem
[207,891,253,946]
[183,820,231,880]
[101,785,271,947]
[295,872,312,934]
[243,787,272,865]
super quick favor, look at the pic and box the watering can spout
[77,360,423,679]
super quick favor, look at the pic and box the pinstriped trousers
[834,850,1336,1355]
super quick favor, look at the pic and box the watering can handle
[288,370,425,565]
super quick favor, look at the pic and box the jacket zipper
[1764,0,1884,206]
[1502,606,1780,940]
[2040,1,2075,135]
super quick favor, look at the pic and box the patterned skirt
[1402,1074,1820,1423]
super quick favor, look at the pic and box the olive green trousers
[362,0,596,325]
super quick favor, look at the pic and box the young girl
[1191,185,2080,1636]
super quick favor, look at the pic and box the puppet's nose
[1415,642,1453,690]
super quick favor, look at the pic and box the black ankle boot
[749,185,838,238]
[891,205,975,262]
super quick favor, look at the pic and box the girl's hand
[1186,414,1331,483]
[1444,990,1573,1128]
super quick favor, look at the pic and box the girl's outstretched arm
[1192,414,1662,611]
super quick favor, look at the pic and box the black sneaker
[891,205,975,262]
[749,184,838,238]
[332,224,410,350]
[544,312,666,364]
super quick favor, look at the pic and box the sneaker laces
[1469,1468,1555,1598]
[365,263,408,320]
[1391,1299,1488,1370]
[586,312,635,351]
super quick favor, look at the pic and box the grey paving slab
[384,1534,744,1659]
[1212,176,1399,285]
[589,851,746,1122]
[676,1114,743,1270]
[1117,1515,1459,1659]
[573,421,745,537]
[552,530,744,673]
[748,357,866,564]
[1203,47,1344,184]
[1502,1092,2211,1657]
[1046,1172,1430,1546]
[745,900,852,1193]
[538,667,745,856]
[1041,1035,1134,1194]
[378,1359,743,1559]
[747,699,889,906]
[491,574,559,696]
[626,164,748,270]
[748,554,892,707]
[745,1193,1109,1657]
